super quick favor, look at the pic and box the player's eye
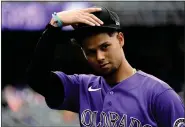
[101,44,110,50]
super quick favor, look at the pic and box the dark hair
[73,27,120,47]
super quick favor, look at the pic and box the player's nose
[96,50,105,63]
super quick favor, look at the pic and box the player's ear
[117,32,124,47]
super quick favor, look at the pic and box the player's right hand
[50,7,104,27]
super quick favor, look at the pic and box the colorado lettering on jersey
[81,109,152,127]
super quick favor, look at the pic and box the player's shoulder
[136,70,172,94]
[137,70,168,85]
[53,71,101,82]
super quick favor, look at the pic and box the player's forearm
[27,24,62,96]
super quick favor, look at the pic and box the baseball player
[27,7,185,127]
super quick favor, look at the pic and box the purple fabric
[54,70,185,127]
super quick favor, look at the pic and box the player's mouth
[99,63,109,69]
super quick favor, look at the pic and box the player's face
[82,32,124,75]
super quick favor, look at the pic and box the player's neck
[104,58,134,85]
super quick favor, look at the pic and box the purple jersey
[54,70,185,127]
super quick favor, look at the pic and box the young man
[27,7,185,127]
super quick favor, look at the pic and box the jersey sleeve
[153,89,185,127]
[53,71,81,113]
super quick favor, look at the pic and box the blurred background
[2,1,185,127]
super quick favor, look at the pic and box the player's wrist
[50,12,63,27]
[49,18,59,27]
